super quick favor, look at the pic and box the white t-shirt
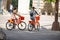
[11,12,20,19]
[10,4,13,10]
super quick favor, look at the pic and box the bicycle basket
[36,16,40,20]
[20,16,24,20]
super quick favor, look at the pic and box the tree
[44,0,60,31]
[12,0,18,8]
[41,2,53,15]
[29,0,33,9]
[44,0,56,3]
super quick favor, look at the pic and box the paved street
[3,29,60,40]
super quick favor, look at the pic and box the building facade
[1,0,11,10]
[33,0,53,15]
[0,0,11,14]
[33,0,44,15]
[33,0,60,16]
[0,0,60,16]
[0,0,2,14]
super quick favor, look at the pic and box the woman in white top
[11,7,20,24]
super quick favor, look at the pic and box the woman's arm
[16,12,21,17]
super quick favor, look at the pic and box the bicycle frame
[8,16,25,24]
[29,15,40,26]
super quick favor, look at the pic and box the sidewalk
[0,14,60,30]
[0,14,54,29]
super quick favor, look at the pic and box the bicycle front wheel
[18,21,26,30]
[36,23,40,31]
[28,24,33,31]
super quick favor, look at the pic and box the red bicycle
[28,15,40,31]
[6,16,26,30]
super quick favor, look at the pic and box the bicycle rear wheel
[6,22,13,30]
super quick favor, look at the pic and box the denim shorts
[30,17,35,20]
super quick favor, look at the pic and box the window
[42,12,45,15]
[47,13,50,15]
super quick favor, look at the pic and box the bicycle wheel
[6,22,13,30]
[28,24,33,31]
[18,21,26,30]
